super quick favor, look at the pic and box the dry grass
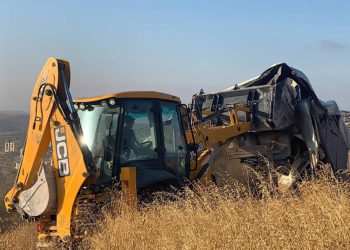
[1,176,350,249]
[90,176,350,250]
[0,221,36,249]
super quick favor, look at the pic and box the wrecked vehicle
[191,63,350,189]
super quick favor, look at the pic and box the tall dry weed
[0,175,349,249]
[90,176,350,250]
[0,222,36,249]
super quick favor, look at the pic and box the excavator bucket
[17,162,56,217]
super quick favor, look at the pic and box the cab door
[159,101,188,179]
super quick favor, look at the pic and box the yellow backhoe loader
[4,57,251,244]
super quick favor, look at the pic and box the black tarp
[193,63,350,173]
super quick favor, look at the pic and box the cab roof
[74,91,181,103]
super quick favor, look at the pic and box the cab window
[120,100,158,164]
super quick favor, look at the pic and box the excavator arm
[4,57,96,241]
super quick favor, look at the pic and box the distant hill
[0,112,29,132]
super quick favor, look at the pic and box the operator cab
[75,92,190,189]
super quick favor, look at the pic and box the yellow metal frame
[120,167,137,207]
[187,106,251,180]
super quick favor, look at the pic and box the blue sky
[1,0,349,111]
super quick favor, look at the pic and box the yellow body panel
[74,91,180,103]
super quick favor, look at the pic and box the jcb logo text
[54,126,70,177]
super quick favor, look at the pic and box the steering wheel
[139,140,153,148]
[136,154,149,160]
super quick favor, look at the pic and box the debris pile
[192,63,350,188]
